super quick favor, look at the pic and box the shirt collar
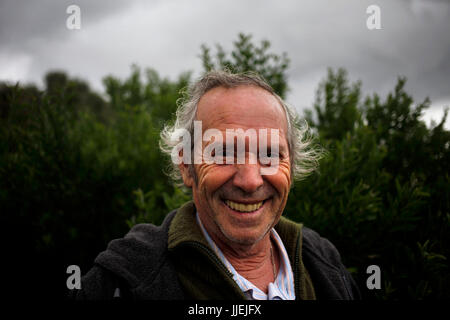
[196,212,296,300]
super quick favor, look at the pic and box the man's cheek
[195,164,215,189]
[269,161,291,193]
[196,164,234,193]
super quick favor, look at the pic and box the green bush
[0,34,448,299]
[292,68,449,299]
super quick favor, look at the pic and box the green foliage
[291,68,449,299]
[103,65,191,128]
[127,185,191,228]
[200,33,290,98]
[305,68,362,140]
[0,69,190,296]
[0,33,448,299]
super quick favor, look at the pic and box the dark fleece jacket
[70,201,360,300]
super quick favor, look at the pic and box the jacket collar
[167,201,316,299]
[167,201,209,250]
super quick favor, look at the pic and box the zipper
[341,273,353,299]
[176,241,235,279]
[294,233,301,299]
[176,240,248,299]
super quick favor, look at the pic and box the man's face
[181,85,292,246]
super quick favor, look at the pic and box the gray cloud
[0,0,133,49]
[0,0,448,126]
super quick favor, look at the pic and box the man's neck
[210,232,280,294]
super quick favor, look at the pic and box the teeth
[225,200,264,212]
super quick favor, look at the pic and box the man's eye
[210,149,226,157]
[216,150,230,158]
[208,149,233,164]
[260,149,273,157]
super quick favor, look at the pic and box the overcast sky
[1,0,449,127]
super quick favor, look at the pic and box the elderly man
[72,70,360,300]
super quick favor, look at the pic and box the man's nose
[232,163,264,194]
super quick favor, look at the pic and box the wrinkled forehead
[196,85,288,137]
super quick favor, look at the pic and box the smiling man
[72,70,360,300]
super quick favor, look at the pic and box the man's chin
[218,226,269,246]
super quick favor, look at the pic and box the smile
[224,199,264,213]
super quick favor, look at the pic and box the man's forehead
[196,85,288,135]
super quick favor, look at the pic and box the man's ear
[179,163,194,188]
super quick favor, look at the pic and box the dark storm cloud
[0,0,448,125]
[0,0,132,51]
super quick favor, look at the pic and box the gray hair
[159,69,324,186]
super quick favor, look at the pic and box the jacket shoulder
[94,212,176,288]
[301,226,361,299]
[72,210,183,299]
[301,227,343,270]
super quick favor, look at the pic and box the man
[71,70,360,300]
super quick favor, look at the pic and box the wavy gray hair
[159,69,323,187]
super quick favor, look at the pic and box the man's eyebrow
[201,132,288,150]
[265,143,288,154]
[218,141,288,152]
